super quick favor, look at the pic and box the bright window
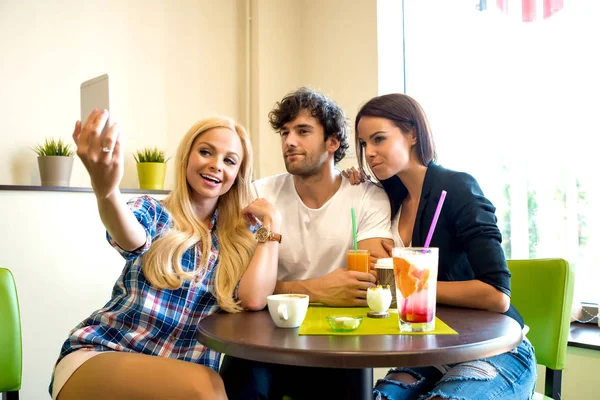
[387,0,600,303]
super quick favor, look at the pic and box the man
[220,87,393,399]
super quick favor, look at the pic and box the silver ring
[102,147,113,153]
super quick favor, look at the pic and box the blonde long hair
[142,117,256,313]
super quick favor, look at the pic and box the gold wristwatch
[255,226,282,243]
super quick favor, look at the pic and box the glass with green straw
[347,207,369,272]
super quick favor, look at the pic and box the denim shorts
[374,339,537,400]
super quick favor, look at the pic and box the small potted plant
[33,138,75,187]
[134,147,170,190]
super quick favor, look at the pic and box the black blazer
[381,162,524,327]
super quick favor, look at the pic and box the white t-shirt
[252,172,393,281]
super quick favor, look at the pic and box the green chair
[507,258,575,400]
[0,268,22,400]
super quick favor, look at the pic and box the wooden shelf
[569,322,600,351]
[0,184,170,195]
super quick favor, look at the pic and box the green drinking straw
[351,207,358,250]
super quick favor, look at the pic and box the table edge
[197,309,523,368]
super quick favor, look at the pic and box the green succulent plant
[33,138,75,157]
[134,147,170,163]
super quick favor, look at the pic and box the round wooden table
[198,306,523,400]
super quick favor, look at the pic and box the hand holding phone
[80,74,111,138]
[76,76,123,198]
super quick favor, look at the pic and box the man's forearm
[275,279,322,303]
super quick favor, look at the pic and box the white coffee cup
[267,294,309,328]
[375,257,393,268]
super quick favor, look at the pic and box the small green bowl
[326,315,363,332]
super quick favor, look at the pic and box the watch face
[256,227,270,242]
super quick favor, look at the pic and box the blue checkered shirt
[51,195,228,392]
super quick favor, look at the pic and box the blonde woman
[49,110,281,400]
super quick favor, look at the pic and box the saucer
[326,315,363,332]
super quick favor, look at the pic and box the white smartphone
[80,73,111,135]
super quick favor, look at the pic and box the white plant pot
[37,156,74,187]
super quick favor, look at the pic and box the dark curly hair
[268,87,350,164]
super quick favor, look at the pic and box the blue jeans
[374,339,537,400]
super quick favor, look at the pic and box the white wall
[555,347,600,400]
[249,0,378,178]
[301,0,378,170]
[0,190,167,399]
[1,0,379,186]
[248,0,304,179]
[0,0,244,190]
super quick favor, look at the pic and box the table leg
[342,368,373,400]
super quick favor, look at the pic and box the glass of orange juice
[392,247,438,332]
[346,249,370,273]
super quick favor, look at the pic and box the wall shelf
[0,184,170,195]
[569,322,600,351]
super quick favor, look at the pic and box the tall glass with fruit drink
[392,247,438,332]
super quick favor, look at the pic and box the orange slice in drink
[411,268,430,292]
[393,257,418,298]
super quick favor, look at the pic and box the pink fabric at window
[496,0,563,22]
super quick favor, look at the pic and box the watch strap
[269,231,282,243]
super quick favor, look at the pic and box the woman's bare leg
[58,352,226,400]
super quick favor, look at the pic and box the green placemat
[298,306,457,336]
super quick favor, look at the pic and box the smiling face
[186,127,244,207]
[280,109,339,177]
[357,116,417,181]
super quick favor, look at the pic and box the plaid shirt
[52,195,227,388]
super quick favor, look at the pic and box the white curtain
[395,0,600,303]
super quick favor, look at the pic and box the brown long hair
[355,93,436,177]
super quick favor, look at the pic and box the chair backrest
[0,267,22,392]
[507,258,575,370]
